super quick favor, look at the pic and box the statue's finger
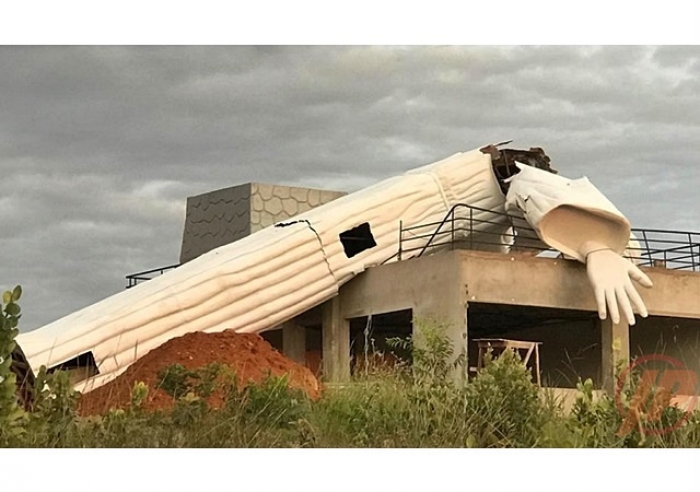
[624,282,648,319]
[605,288,620,325]
[629,263,653,288]
[616,285,635,326]
[594,287,607,320]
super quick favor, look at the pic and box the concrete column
[600,318,630,394]
[412,283,469,381]
[322,296,350,382]
[282,320,306,365]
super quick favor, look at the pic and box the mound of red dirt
[78,330,321,416]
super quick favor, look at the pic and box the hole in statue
[339,222,377,258]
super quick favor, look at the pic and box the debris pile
[78,330,320,416]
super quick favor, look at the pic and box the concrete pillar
[282,320,306,365]
[322,296,350,382]
[412,284,469,380]
[600,318,630,394]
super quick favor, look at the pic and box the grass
[3,288,700,448]
[5,340,700,448]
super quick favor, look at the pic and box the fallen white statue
[16,143,653,391]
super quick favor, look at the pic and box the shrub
[0,286,26,445]
[465,348,548,447]
[8,289,700,448]
[156,362,223,400]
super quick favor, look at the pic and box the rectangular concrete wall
[180,183,345,264]
[180,184,252,264]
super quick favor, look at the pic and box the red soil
[78,330,321,416]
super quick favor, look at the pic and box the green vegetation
[2,285,700,448]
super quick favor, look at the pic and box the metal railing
[124,206,699,288]
[399,203,700,272]
[126,263,179,288]
[632,228,700,271]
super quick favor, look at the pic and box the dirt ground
[78,330,321,416]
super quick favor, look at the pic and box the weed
[5,297,700,448]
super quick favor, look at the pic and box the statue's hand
[586,249,653,325]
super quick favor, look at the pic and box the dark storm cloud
[1,46,699,330]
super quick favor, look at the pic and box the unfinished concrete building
[126,174,700,398]
[15,145,700,405]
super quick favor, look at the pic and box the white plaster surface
[17,147,631,392]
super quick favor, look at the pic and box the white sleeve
[16,148,505,392]
[504,163,631,263]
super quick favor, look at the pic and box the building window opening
[47,351,99,385]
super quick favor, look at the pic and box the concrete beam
[457,250,700,320]
[341,250,700,321]
[600,318,630,394]
[282,320,306,365]
[339,252,465,319]
[322,296,350,382]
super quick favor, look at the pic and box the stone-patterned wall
[180,183,346,264]
[179,184,252,264]
[250,183,346,231]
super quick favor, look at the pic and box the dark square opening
[339,222,377,258]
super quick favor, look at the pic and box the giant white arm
[505,163,653,325]
[16,146,651,392]
[17,148,507,391]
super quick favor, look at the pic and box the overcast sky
[1,45,699,331]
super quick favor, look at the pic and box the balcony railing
[125,264,179,288]
[126,205,699,289]
[399,203,700,272]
